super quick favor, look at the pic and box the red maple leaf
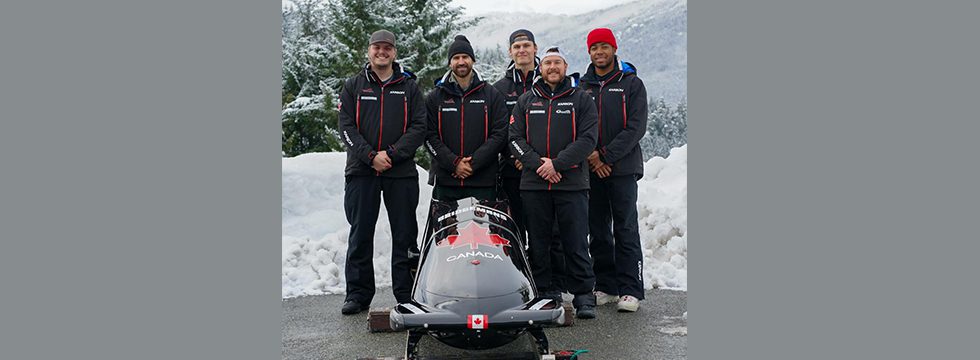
[473,317,482,325]
[442,222,510,250]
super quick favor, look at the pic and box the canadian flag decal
[509,115,515,124]
[468,314,487,329]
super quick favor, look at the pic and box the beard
[452,65,471,78]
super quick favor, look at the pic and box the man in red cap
[580,27,649,313]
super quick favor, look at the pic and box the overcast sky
[283,1,642,16]
[450,0,639,15]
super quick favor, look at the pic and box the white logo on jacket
[556,102,574,106]
[389,90,405,95]
[441,107,458,112]
[360,96,378,101]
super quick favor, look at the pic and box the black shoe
[341,300,367,315]
[576,305,596,319]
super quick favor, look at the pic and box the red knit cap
[587,28,618,51]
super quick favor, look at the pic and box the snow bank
[282,147,687,298]
[638,145,688,290]
[281,153,431,298]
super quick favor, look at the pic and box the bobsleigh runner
[364,197,583,360]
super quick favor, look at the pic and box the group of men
[337,27,649,320]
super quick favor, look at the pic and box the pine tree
[670,101,687,150]
[472,45,509,84]
[394,0,479,90]
[327,0,394,78]
[281,0,480,164]
[282,0,343,156]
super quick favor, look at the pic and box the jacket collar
[502,57,540,84]
[581,56,637,85]
[435,69,485,96]
[531,73,579,100]
[363,62,412,85]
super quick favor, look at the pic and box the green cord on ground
[570,349,589,359]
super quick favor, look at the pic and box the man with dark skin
[580,28,649,312]
[337,30,427,315]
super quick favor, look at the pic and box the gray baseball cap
[369,30,396,47]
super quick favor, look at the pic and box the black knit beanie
[447,35,475,64]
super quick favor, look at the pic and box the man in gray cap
[337,29,427,315]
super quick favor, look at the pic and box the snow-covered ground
[282,146,687,298]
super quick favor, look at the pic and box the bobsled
[389,197,564,359]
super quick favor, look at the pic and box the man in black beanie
[423,35,508,202]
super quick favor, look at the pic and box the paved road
[283,289,686,359]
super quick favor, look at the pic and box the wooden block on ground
[368,307,395,332]
[543,304,575,327]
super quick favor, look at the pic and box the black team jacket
[493,59,539,179]
[508,74,598,191]
[579,58,648,178]
[424,70,508,188]
[338,62,427,178]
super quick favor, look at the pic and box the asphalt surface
[282,289,686,359]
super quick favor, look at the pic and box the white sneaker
[617,295,639,312]
[595,291,619,306]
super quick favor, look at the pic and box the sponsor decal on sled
[446,250,503,263]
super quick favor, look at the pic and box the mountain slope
[462,0,686,102]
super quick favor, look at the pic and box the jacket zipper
[547,98,552,191]
[377,86,385,176]
[596,70,623,147]
[460,93,465,187]
[622,93,627,128]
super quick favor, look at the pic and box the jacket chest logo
[441,107,458,112]
[468,99,485,104]
[389,90,405,95]
[360,96,378,101]
[361,88,374,94]
[443,99,455,104]
[606,88,624,92]
[531,101,544,107]
[528,109,546,114]
[556,102,574,107]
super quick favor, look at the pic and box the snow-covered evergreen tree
[472,45,509,84]
[395,0,478,89]
[282,0,477,161]
[282,0,343,156]
[639,98,687,160]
